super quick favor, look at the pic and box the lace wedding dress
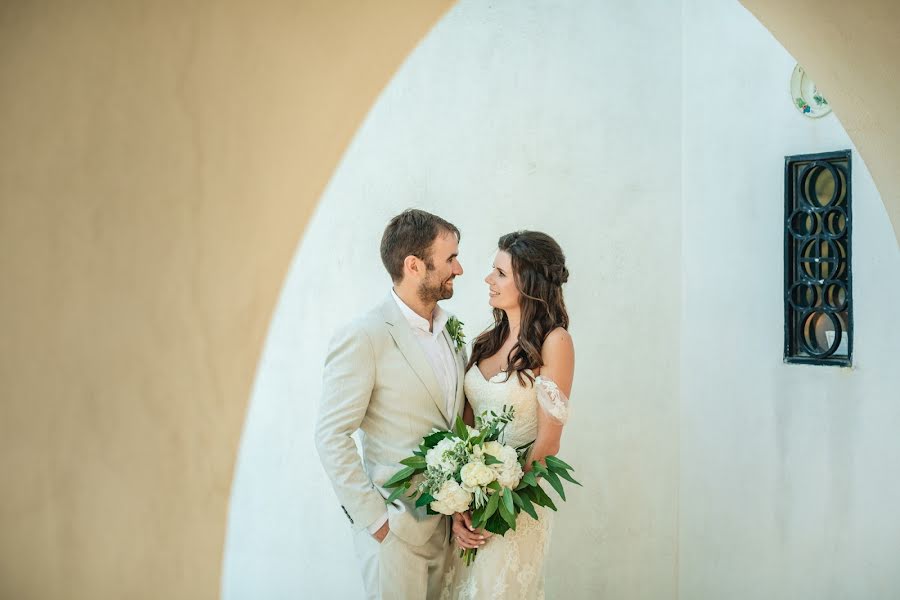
[441,367,569,600]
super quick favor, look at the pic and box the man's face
[418,231,463,303]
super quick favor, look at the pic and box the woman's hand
[451,511,491,550]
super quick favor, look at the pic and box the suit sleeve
[314,323,387,531]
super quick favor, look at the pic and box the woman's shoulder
[541,327,574,362]
[543,327,573,351]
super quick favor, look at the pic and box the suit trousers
[353,518,450,600]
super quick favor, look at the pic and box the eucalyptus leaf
[485,511,511,536]
[553,467,582,487]
[545,455,573,471]
[399,456,426,469]
[474,490,500,529]
[501,487,515,517]
[454,415,469,441]
[543,469,566,501]
[415,493,435,508]
[383,466,415,489]
[384,483,408,504]
[518,491,539,520]
[498,489,517,530]
[483,454,502,466]
[532,484,558,511]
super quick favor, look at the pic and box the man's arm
[314,323,387,532]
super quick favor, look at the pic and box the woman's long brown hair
[467,231,569,385]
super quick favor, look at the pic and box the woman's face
[485,250,520,311]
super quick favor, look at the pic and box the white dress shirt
[368,290,459,534]
[390,289,458,416]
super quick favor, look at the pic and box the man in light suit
[315,209,467,599]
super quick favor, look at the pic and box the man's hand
[451,511,491,550]
[372,520,390,543]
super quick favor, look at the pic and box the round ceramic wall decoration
[791,64,832,118]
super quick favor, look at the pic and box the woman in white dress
[441,230,574,600]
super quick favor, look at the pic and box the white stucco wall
[222,1,681,598]
[223,1,900,598]
[680,1,900,599]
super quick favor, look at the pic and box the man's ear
[403,255,421,279]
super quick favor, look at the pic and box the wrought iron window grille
[784,150,852,366]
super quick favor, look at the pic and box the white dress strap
[533,376,569,425]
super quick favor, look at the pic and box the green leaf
[553,467,582,487]
[399,456,426,469]
[473,490,500,529]
[483,453,502,466]
[532,461,549,478]
[498,489,517,530]
[484,510,511,536]
[517,491,539,520]
[532,484,558,511]
[454,415,469,441]
[384,483,408,504]
[383,466,415,489]
[415,493,435,508]
[520,471,538,488]
[486,480,501,492]
[545,455,573,471]
[501,487,515,518]
[543,469,566,501]
[423,430,450,447]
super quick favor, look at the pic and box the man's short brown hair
[380,209,460,283]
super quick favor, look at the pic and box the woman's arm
[527,327,574,469]
[463,398,474,427]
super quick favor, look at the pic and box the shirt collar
[391,289,449,339]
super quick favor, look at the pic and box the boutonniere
[445,316,466,353]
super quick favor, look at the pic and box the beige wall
[3,1,900,599]
[741,0,900,247]
[0,1,452,598]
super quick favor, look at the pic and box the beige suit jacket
[315,295,467,546]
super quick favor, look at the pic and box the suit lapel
[381,296,449,425]
[442,328,466,425]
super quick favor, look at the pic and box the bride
[441,230,575,600]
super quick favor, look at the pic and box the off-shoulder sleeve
[534,375,569,425]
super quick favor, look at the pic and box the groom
[315,209,467,599]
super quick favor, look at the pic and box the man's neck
[393,285,437,328]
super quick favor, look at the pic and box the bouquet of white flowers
[383,407,579,565]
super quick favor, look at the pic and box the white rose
[486,443,522,489]
[426,438,460,473]
[470,445,484,461]
[499,444,519,467]
[495,462,524,489]
[482,441,505,459]
[483,442,518,468]
[460,461,496,490]
[430,479,473,515]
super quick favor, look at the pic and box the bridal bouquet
[383,407,579,565]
